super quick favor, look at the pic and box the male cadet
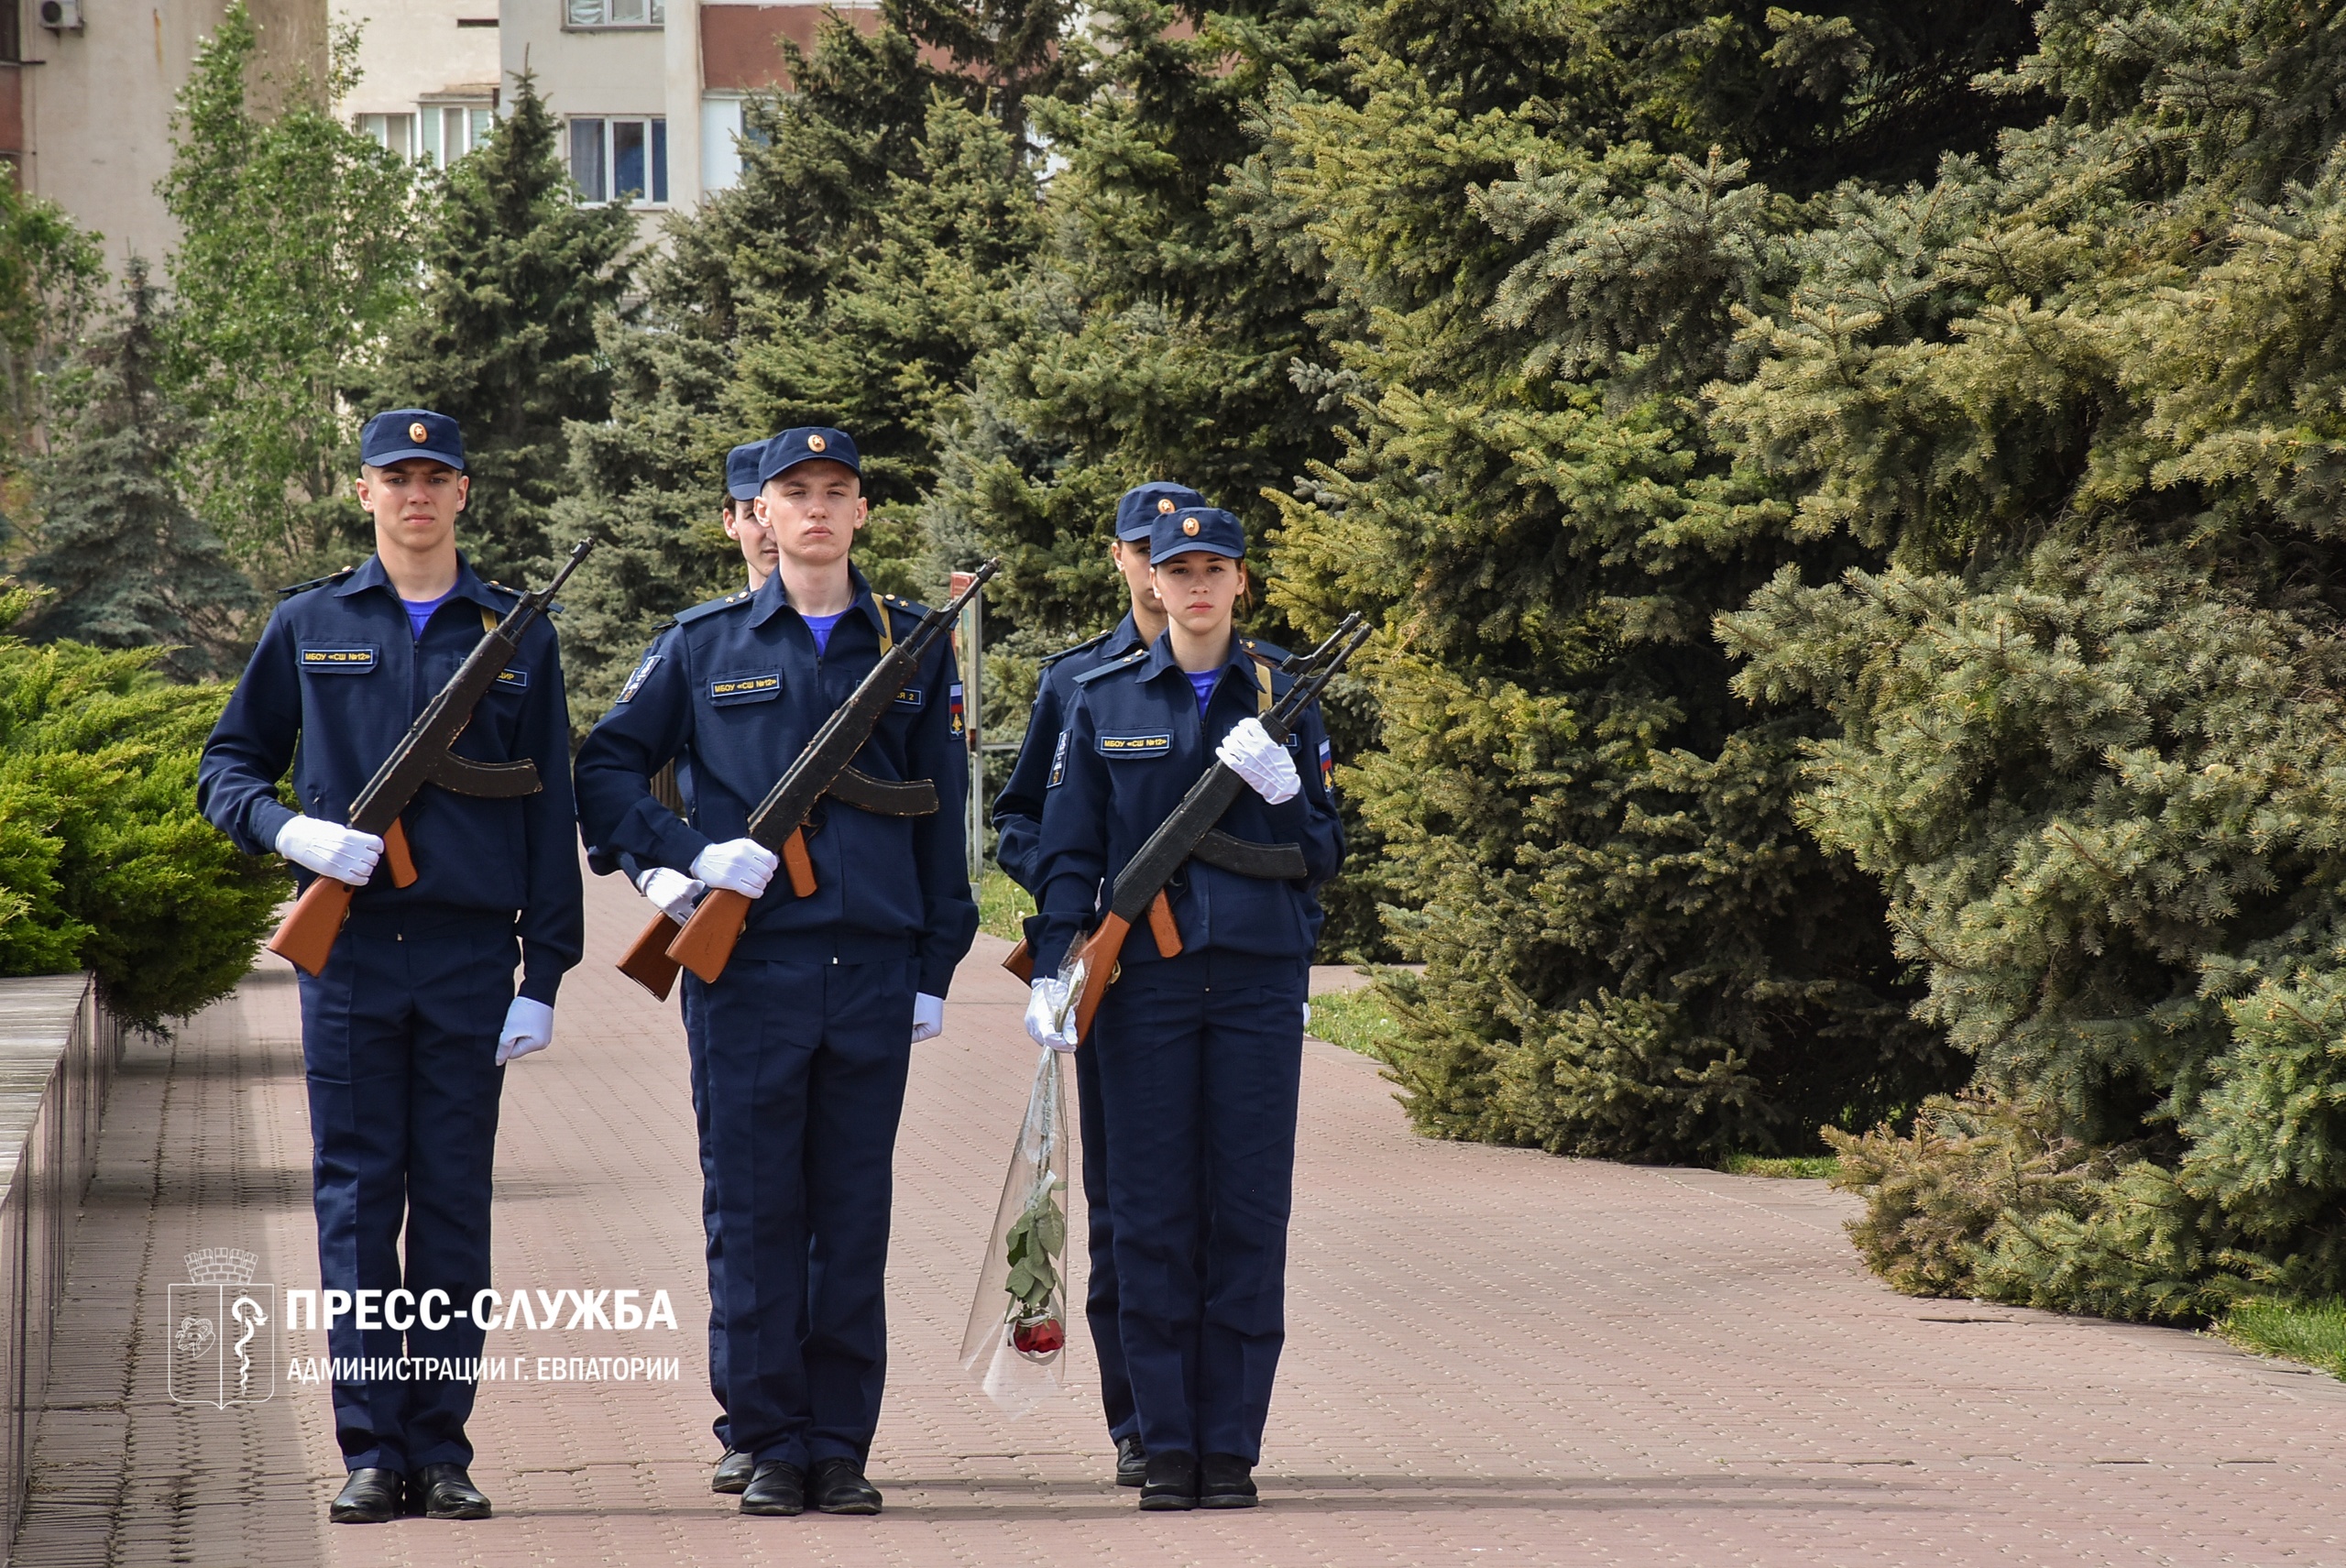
[197,410,583,1526]
[622,436,778,1497]
[576,426,979,1518]
[990,479,1211,1487]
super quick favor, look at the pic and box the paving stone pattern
[15,865,2346,1565]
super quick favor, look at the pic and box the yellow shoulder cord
[1254,654,1273,716]
[481,606,499,635]
[876,598,895,658]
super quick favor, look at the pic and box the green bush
[0,582,280,1027]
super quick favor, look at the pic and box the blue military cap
[1149,505,1246,565]
[758,426,861,484]
[725,441,766,501]
[360,408,466,471]
[1114,481,1208,542]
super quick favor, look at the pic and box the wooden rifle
[617,560,999,997]
[266,539,597,977]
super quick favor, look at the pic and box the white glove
[274,815,384,884]
[1024,977,1080,1052]
[1216,718,1301,805]
[635,866,707,922]
[910,992,946,1044]
[690,838,779,898]
[497,996,554,1066]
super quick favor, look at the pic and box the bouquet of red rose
[959,1045,1074,1416]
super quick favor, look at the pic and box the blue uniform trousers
[1093,949,1307,1464]
[687,950,916,1469]
[681,985,730,1449]
[296,908,513,1474]
[1072,1034,1138,1443]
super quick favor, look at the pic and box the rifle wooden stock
[618,913,684,1000]
[383,818,417,887]
[1003,940,1034,982]
[652,825,817,987]
[268,875,356,977]
[667,886,753,984]
[1068,913,1129,1044]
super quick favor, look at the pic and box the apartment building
[2,0,326,270]
[338,0,500,168]
[502,0,873,218]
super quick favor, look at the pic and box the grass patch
[978,866,1036,942]
[2220,1298,2346,1378]
[1720,1153,1842,1179]
[1308,984,1404,1058]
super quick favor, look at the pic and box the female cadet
[1024,505,1344,1510]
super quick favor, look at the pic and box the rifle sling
[1189,827,1308,881]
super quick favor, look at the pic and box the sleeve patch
[1047,729,1070,788]
[618,651,662,703]
[1320,737,1334,785]
[1098,731,1172,758]
[300,646,378,673]
[709,671,783,705]
[949,682,965,736]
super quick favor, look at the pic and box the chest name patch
[618,652,661,703]
[1098,731,1172,758]
[710,672,782,705]
[495,666,529,690]
[301,646,377,673]
[893,686,925,708]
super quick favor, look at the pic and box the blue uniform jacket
[572,567,979,998]
[992,613,1146,894]
[1030,632,1343,979]
[196,554,585,1004]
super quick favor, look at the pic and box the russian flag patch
[949,682,965,735]
[1320,737,1333,787]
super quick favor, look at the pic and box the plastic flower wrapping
[958,1045,1073,1416]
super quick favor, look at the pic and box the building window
[565,0,664,27]
[568,117,667,205]
[356,113,418,159]
[420,104,495,167]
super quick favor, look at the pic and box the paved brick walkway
[16,865,2346,1565]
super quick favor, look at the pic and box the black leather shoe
[1200,1453,1258,1508]
[740,1460,806,1516]
[711,1448,755,1495]
[1138,1450,1199,1511]
[810,1456,882,1515]
[410,1463,492,1519]
[329,1468,403,1524]
[1114,1434,1147,1488]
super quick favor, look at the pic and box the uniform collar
[336,552,508,610]
[1138,630,1257,687]
[748,562,882,636]
[1104,611,1146,658]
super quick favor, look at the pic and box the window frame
[562,0,665,30]
[565,115,669,207]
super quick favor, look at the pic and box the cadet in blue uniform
[197,410,584,1526]
[621,437,776,1496]
[1025,506,1343,1511]
[992,480,1222,1489]
[575,427,978,1519]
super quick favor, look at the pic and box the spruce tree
[22,259,256,678]
[354,73,634,587]
[1255,0,2042,1157]
[1712,0,2346,1314]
